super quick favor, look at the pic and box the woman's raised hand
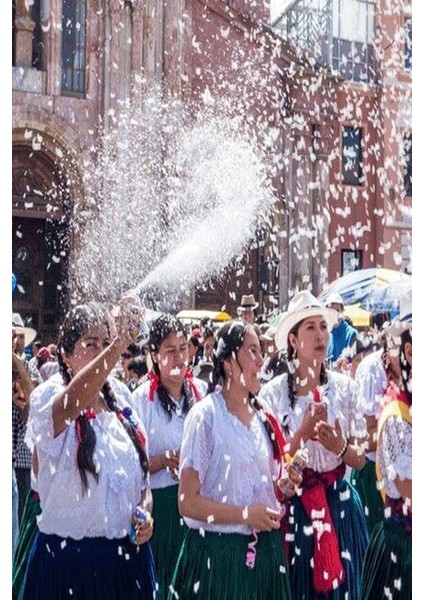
[314,418,346,454]
[298,401,327,441]
[115,292,144,344]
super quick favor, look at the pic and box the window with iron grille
[61,0,86,95]
[342,126,363,186]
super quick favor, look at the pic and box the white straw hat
[275,290,338,351]
[12,313,37,347]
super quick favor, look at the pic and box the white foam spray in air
[72,79,278,310]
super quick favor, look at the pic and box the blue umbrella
[12,272,17,293]
[319,268,410,309]
[362,277,412,315]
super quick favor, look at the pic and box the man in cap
[324,293,358,365]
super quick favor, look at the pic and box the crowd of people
[11,286,412,599]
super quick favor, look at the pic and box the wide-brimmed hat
[238,294,259,311]
[12,313,37,347]
[324,293,344,308]
[275,290,338,351]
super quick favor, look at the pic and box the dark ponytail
[101,380,149,478]
[399,329,412,403]
[58,350,99,492]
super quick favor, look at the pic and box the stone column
[14,0,35,67]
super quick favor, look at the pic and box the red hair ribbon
[184,368,202,402]
[147,371,161,402]
[263,410,287,461]
[85,408,97,420]
[118,406,147,448]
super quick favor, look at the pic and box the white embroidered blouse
[179,390,281,535]
[131,377,208,489]
[259,370,367,473]
[25,373,149,540]
[377,412,412,499]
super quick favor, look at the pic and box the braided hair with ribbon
[147,314,202,418]
[57,302,149,494]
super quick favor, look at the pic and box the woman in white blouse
[361,301,412,600]
[20,299,158,599]
[132,314,208,598]
[169,320,293,600]
[260,290,369,600]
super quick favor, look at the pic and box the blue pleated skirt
[286,478,369,600]
[19,531,160,600]
[361,518,412,600]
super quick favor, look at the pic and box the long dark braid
[57,302,148,493]
[211,320,282,457]
[149,314,194,419]
[101,380,149,478]
[58,332,100,493]
[286,320,328,411]
[399,329,412,403]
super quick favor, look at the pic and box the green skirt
[151,485,187,598]
[350,458,385,535]
[361,518,412,600]
[169,528,291,600]
[12,490,42,600]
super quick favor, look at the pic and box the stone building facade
[12,0,411,340]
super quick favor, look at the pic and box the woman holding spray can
[260,291,369,600]
[19,295,158,599]
[169,320,300,600]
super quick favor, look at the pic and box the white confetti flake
[339,488,351,501]
[394,578,402,591]
[193,581,200,594]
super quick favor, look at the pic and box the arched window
[61,0,86,94]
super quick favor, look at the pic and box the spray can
[278,447,309,496]
[129,506,150,544]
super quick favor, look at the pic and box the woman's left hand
[278,463,303,499]
[134,518,154,545]
[314,418,346,455]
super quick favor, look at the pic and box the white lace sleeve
[25,377,67,457]
[179,404,213,485]
[258,375,286,420]
[346,377,367,439]
[379,416,412,483]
